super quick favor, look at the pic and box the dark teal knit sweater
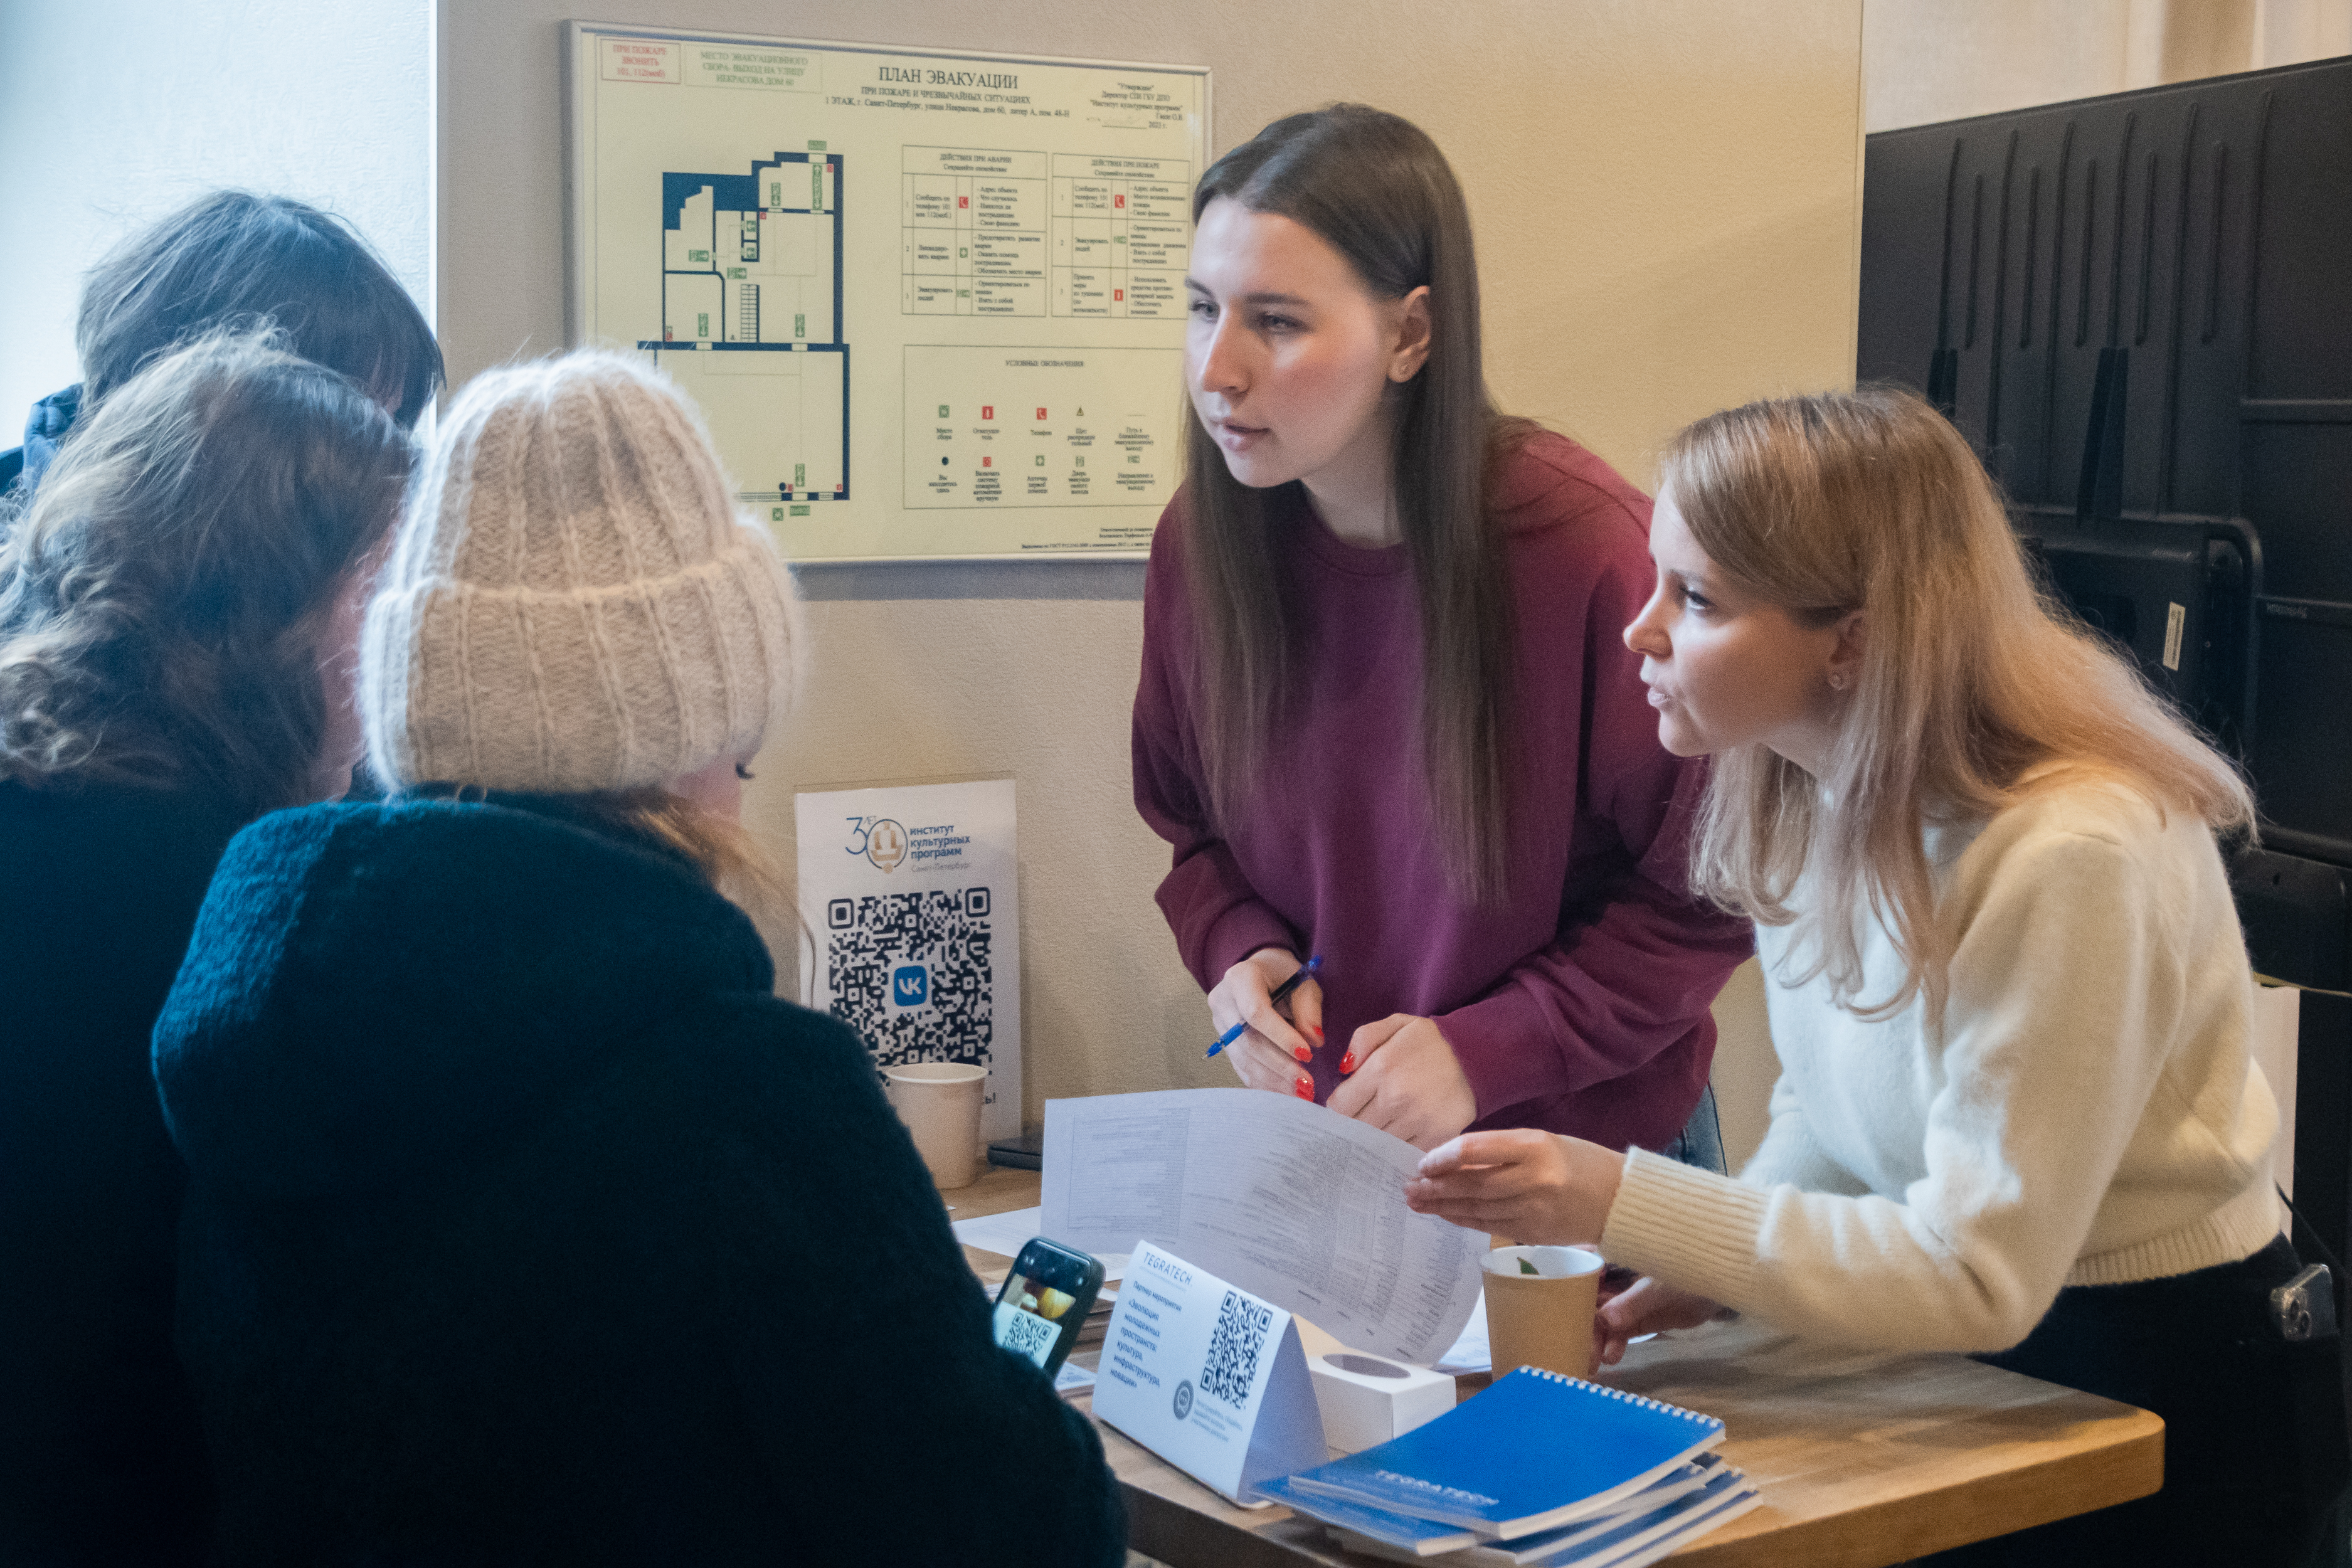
[154,798,1123,1565]
[1,778,235,1565]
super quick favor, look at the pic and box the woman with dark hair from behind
[0,331,413,1562]
[152,351,1125,1565]
[0,188,442,503]
[1136,104,1752,1158]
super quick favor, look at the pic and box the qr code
[1199,1290,1271,1407]
[826,889,993,1071]
[996,1305,1059,1367]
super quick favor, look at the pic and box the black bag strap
[2277,1188,2352,1539]
[2282,1184,2349,1296]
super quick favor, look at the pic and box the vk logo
[892,965,930,1008]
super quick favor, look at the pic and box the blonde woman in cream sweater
[1404,386,2334,1565]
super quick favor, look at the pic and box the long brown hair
[1182,105,1530,901]
[1665,386,2254,1021]
[0,330,411,812]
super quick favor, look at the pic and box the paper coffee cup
[883,1063,987,1189]
[1480,1244,1604,1380]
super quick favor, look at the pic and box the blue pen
[1207,955,1323,1058]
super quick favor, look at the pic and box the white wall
[0,0,432,430]
[441,0,1867,1128]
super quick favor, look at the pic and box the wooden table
[952,1167,2163,1567]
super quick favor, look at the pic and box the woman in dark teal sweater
[0,332,413,1563]
[154,351,1125,1565]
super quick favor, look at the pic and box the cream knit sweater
[1599,774,2284,1353]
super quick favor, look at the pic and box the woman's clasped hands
[1208,950,1476,1151]
[1404,1128,1730,1365]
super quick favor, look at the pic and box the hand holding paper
[1404,1128,1626,1244]
[1040,1089,1486,1364]
[1323,1013,1478,1150]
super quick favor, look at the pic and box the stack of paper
[1255,1369,1759,1567]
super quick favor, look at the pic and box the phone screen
[992,1267,1082,1369]
[989,1237,1103,1377]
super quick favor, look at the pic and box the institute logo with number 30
[844,815,908,872]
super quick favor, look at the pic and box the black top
[0,778,243,1565]
[154,797,1126,1565]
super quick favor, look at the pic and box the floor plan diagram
[571,24,1207,558]
[640,152,849,508]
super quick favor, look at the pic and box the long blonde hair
[1663,385,2253,1021]
[403,781,792,936]
[571,786,789,916]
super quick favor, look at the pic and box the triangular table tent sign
[1091,1242,1327,1505]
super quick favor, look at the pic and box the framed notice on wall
[565,21,1209,562]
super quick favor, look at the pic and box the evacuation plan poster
[567,23,1209,560]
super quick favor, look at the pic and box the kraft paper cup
[883,1063,987,1189]
[1480,1244,1605,1380]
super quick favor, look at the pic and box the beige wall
[437,0,1864,1131]
[1864,0,2352,132]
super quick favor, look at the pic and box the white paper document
[950,1207,1128,1281]
[1434,1293,1491,1375]
[949,1206,1045,1259]
[1039,1089,1486,1364]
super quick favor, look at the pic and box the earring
[1827,672,1847,691]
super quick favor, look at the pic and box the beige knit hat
[359,350,804,793]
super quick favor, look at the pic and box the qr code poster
[794,778,1020,1142]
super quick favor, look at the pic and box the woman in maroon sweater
[1133,105,1752,1156]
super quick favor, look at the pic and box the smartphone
[991,1236,1105,1378]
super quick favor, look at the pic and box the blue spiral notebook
[1360,1458,1759,1567]
[1279,1367,1725,1540]
[1260,1455,1734,1559]
[1252,1476,1479,1556]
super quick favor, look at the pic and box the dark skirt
[1925,1234,2345,1567]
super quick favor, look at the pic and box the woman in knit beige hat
[152,350,1127,1564]
[361,347,806,872]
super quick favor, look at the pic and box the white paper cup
[883,1063,987,1189]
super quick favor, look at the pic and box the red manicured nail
[1308,1023,1324,1041]
[1340,1052,1356,1073]
[1293,1044,1311,1062]
[1295,1077,1313,1099]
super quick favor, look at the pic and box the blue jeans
[1656,1083,1725,1175]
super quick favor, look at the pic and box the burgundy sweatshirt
[1133,432,1754,1152]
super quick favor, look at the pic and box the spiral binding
[1508,1366,1724,1428]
